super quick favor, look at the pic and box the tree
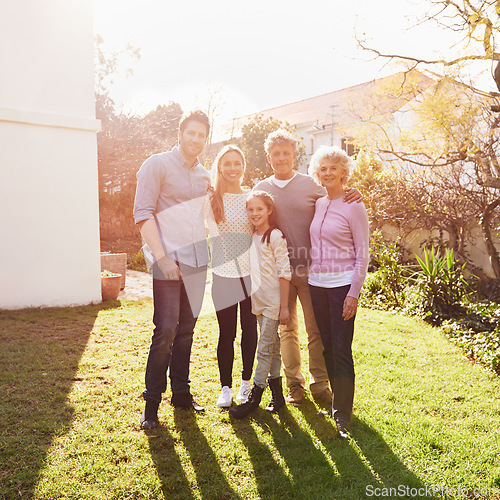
[95,37,184,194]
[141,103,183,149]
[94,35,140,124]
[357,0,500,190]
[350,72,500,282]
[359,1,500,68]
[94,36,184,241]
[353,2,500,283]
[197,83,226,162]
[348,149,394,225]
[238,115,306,186]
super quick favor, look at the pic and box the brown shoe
[312,387,333,408]
[285,384,305,405]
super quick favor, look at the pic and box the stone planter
[101,272,122,301]
[100,252,127,290]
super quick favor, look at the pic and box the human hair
[308,145,354,185]
[264,128,298,154]
[210,145,246,224]
[179,109,210,135]
[246,190,285,245]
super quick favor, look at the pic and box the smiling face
[267,141,297,180]
[219,150,245,187]
[246,196,272,233]
[178,119,208,164]
[318,158,346,193]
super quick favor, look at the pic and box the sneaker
[217,386,233,408]
[285,384,305,405]
[312,387,333,408]
[236,379,252,403]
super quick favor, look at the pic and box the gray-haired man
[254,129,362,406]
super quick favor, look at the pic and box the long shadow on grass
[252,407,345,497]
[297,399,439,499]
[0,303,112,499]
[145,422,195,499]
[172,408,240,499]
[229,409,295,498]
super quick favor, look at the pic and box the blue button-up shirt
[134,147,211,268]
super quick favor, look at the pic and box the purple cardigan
[309,196,370,298]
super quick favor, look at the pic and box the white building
[215,70,440,171]
[0,1,101,308]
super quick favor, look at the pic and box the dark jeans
[212,274,257,388]
[143,263,207,403]
[309,284,355,424]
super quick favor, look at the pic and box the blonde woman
[206,145,257,407]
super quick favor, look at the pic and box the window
[341,137,358,157]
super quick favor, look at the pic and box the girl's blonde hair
[210,145,246,224]
[246,190,285,245]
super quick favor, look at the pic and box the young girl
[205,145,258,408]
[229,191,291,419]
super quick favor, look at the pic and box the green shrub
[359,239,499,375]
[359,271,396,310]
[362,270,384,296]
[127,250,148,272]
[441,302,500,374]
[412,247,472,323]
[362,230,410,309]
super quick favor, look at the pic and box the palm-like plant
[413,247,472,322]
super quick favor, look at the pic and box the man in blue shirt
[134,110,211,429]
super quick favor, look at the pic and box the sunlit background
[93,0,487,122]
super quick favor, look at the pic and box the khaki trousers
[279,267,329,395]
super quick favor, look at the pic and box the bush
[411,247,472,324]
[359,238,500,374]
[359,231,410,309]
[359,271,396,310]
[128,250,148,272]
[440,301,500,374]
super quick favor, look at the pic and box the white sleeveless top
[205,192,253,278]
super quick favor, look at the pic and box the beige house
[0,1,101,308]
[215,70,440,171]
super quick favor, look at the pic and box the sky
[93,0,497,122]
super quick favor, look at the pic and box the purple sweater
[309,196,370,298]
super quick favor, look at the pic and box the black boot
[140,399,159,429]
[265,377,285,413]
[229,384,265,419]
[171,392,205,413]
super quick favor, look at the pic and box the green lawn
[1,295,499,500]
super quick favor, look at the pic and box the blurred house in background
[213,70,440,172]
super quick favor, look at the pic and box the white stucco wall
[0,1,101,308]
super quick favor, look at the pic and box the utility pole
[330,105,336,146]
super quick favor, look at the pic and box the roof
[214,70,440,142]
